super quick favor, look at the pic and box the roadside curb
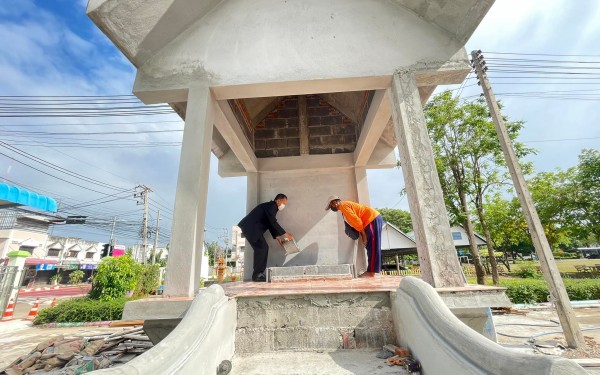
[39,320,144,329]
[19,284,91,294]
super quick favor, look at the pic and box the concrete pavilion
[88,0,495,297]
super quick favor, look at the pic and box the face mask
[331,206,339,212]
[278,204,286,211]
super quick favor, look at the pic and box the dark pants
[247,235,269,278]
[365,215,383,273]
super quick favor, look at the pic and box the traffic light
[101,243,113,258]
[66,216,87,224]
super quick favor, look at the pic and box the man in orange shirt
[325,195,384,277]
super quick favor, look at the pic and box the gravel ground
[493,307,600,372]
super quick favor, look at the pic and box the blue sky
[0,0,599,248]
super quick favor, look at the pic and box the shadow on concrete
[283,242,319,267]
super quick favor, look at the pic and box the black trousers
[248,235,269,278]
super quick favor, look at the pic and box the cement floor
[219,276,504,298]
[493,307,600,374]
[229,350,409,375]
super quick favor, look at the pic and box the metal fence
[0,266,23,313]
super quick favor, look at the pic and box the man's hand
[276,237,285,245]
[359,231,367,245]
[284,233,294,241]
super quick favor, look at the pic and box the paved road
[9,285,92,318]
[19,285,91,298]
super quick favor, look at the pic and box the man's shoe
[252,273,266,282]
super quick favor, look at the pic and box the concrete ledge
[121,297,193,321]
[392,277,586,375]
[94,285,236,375]
[268,264,353,283]
[437,286,512,309]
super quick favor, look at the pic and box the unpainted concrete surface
[235,292,396,353]
[393,277,587,374]
[229,350,409,375]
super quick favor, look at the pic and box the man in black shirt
[238,193,294,282]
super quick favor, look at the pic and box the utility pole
[109,216,116,245]
[471,50,584,348]
[152,209,160,265]
[135,185,152,264]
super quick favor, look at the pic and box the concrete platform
[121,277,511,321]
[229,350,409,375]
[267,264,354,283]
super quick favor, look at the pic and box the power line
[0,141,129,192]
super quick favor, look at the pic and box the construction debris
[381,344,421,374]
[0,326,152,374]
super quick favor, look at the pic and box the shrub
[33,297,127,325]
[50,273,61,284]
[68,270,85,285]
[514,262,540,279]
[89,256,140,301]
[135,264,160,296]
[500,279,549,304]
[499,278,600,304]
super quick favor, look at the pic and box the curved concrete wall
[93,285,236,375]
[392,277,586,375]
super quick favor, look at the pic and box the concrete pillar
[7,251,28,304]
[164,85,214,297]
[243,172,259,281]
[354,166,369,274]
[354,167,370,205]
[390,71,464,288]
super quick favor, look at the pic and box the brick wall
[254,95,358,158]
[254,96,300,158]
[307,95,357,155]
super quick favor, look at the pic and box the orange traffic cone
[24,298,40,321]
[50,298,57,307]
[1,299,15,322]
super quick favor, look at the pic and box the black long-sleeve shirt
[238,201,286,243]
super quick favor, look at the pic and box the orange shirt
[339,201,380,231]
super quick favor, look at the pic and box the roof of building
[0,183,57,212]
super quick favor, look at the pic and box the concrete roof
[87,0,494,69]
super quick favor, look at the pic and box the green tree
[89,256,140,301]
[528,169,577,249]
[377,208,412,233]
[483,194,533,256]
[135,264,160,296]
[425,91,531,285]
[572,149,600,244]
[205,241,220,267]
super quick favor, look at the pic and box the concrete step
[230,350,409,374]
[235,291,396,353]
[267,264,354,282]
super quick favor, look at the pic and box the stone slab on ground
[268,264,354,283]
[229,350,410,375]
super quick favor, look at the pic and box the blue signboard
[36,264,56,271]
[80,264,98,270]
